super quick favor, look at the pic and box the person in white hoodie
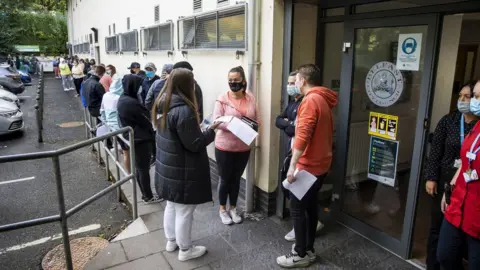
[100,65,130,173]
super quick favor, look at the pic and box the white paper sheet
[282,169,317,200]
[226,117,258,145]
[96,124,109,137]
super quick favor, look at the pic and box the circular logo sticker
[365,61,404,107]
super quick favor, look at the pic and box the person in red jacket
[276,64,338,268]
[437,80,480,270]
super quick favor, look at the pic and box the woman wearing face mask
[71,59,85,97]
[141,62,161,106]
[424,81,477,270]
[213,66,258,225]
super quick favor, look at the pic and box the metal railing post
[113,136,121,202]
[52,156,73,270]
[104,139,110,179]
[84,108,89,139]
[129,132,137,219]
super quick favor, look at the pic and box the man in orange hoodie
[277,64,338,268]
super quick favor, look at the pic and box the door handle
[343,42,351,53]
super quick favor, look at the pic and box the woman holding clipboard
[213,66,258,225]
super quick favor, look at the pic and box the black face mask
[130,69,135,74]
[229,82,243,92]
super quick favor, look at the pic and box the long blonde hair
[151,68,199,130]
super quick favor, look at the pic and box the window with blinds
[179,4,246,50]
[105,36,119,53]
[154,5,160,23]
[120,30,139,52]
[193,0,202,12]
[143,22,173,51]
[74,42,89,54]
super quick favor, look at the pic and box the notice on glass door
[368,112,398,140]
[396,33,422,71]
[368,137,399,187]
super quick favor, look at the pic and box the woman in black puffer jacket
[152,68,219,262]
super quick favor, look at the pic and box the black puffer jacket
[155,94,215,204]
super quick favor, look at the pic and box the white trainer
[229,208,242,224]
[285,229,295,242]
[306,250,316,263]
[166,241,178,252]
[284,221,325,242]
[276,250,311,268]
[220,210,233,225]
[178,245,207,261]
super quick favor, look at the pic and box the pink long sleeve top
[213,91,258,152]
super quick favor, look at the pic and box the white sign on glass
[396,33,422,71]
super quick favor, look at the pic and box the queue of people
[75,58,340,266]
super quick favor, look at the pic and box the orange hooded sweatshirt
[293,86,338,176]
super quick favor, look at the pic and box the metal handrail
[0,126,137,270]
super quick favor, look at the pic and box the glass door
[331,14,439,258]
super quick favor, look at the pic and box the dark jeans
[427,169,457,270]
[134,142,153,200]
[215,148,250,206]
[73,77,83,95]
[292,174,326,257]
[437,219,480,270]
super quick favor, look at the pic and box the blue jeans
[437,219,480,270]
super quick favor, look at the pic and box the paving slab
[84,242,127,270]
[141,210,165,232]
[121,229,166,261]
[163,235,237,270]
[106,252,171,270]
[111,217,149,242]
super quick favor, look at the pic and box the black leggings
[215,148,250,206]
[73,77,83,95]
[134,142,153,200]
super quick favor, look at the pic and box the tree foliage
[0,0,67,55]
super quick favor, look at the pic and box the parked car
[0,65,25,94]
[17,70,32,85]
[0,99,23,135]
[0,87,20,108]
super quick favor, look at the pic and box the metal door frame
[330,14,440,258]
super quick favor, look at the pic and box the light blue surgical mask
[458,101,470,114]
[470,98,480,116]
[145,70,155,79]
[287,85,297,96]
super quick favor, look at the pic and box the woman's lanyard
[467,132,480,170]
[460,114,465,144]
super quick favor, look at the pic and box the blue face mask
[145,70,155,79]
[286,85,297,96]
[470,98,480,116]
[458,101,470,114]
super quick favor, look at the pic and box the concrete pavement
[84,161,420,270]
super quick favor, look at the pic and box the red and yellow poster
[368,112,398,141]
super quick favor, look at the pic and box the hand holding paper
[282,169,317,200]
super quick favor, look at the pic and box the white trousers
[61,75,74,90]
[164,201,197,250]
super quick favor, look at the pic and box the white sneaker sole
[285,235,295,242]
[178,250,207,261]
[276,259,310,268]
[222,220,233,225]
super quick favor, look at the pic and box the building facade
[67,0,480,267]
